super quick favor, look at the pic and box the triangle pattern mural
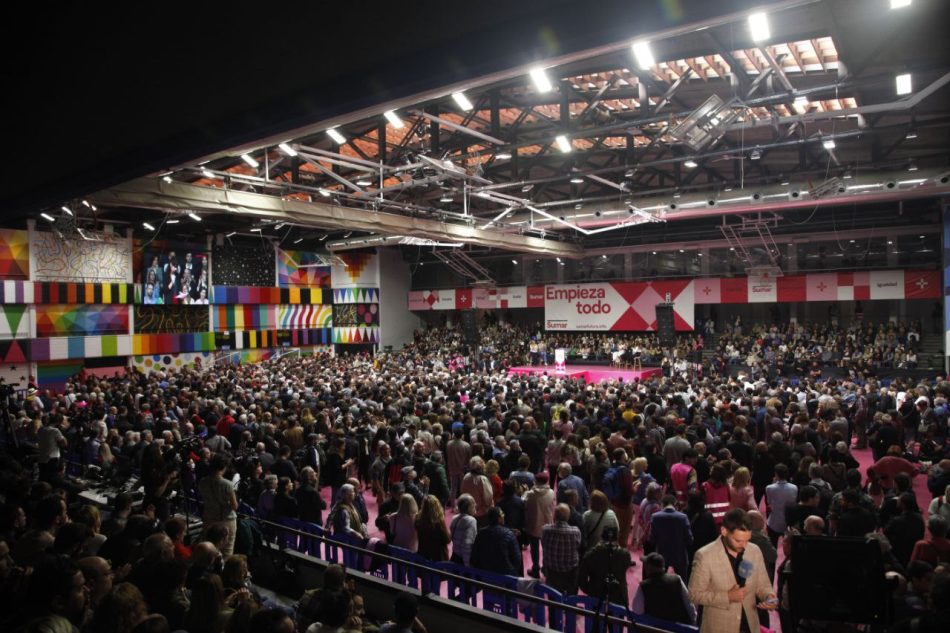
[332,326,380,344]
[0,305,28,339]
[333,288,379,304]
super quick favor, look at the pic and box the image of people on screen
[142,249,208,305]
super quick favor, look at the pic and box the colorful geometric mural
[209,286,325,305]
[0,282,133,305]
[278,305,332,329]
[333,326,380,344]
[135,305,210,334]
[277,250,331,287]
[214,305,271,331]
[133,351,214,374]
[0,306,29,339]
[32,232,129,282]
[30,335,132,361]
[0,339,30,364]
[332,304,378,327]
[330,252,379,288]
[332,288,379,304]
[35,306,130,337]
[0,229,29,279]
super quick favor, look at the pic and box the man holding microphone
[688,508,777,633]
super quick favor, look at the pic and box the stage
[507,364,662,383]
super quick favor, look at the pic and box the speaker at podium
[655,304,676,347]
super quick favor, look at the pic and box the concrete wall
[378,247,423,350]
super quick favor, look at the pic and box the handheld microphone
[737,558,753,587]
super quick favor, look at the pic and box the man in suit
[649,494,693,578]
[688,508,777,633]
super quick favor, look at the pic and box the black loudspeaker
[788,536,889,625]
[459,310,479,345]
[655,304,675,346]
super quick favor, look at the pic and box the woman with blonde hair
[388,493,419,552]
[728,466,757,511]
[485,459,504,504]
[414,495,451,561]
[630,456,655,549]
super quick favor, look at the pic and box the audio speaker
[459,310,479,345]
[655,304,676,346]
[789,535,889,624]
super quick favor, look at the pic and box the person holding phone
[688,508,777,633]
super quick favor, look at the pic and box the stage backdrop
[544,280,694,331]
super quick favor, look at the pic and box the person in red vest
[670,449,699,509]
[702,464,731,525]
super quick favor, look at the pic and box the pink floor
[318,444,934,632]
[508,364,663,383]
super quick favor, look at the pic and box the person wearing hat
[577,525,631,604]
[632,552,696,625]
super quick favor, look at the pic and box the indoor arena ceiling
[6,0,950,264]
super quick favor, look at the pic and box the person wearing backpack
[602,448,637,549]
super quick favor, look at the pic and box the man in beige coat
[688,508,777,633]
[461,456,494,526]
[523,471,555,578]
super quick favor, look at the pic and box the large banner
[544,280,694,331]
[412,269,941,319]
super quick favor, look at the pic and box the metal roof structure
[5,0,950,272]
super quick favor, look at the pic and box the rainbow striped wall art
[214,329,332,349]
[0,281,133,305]
[0,281,35,304]
[214,305,333,331]
[277,305,332,329]
[209,286,325,305]
[35,306,130,337]
[30,335,133,361]
[213,305,274,331]
[131,333,217,356]
[36,360,85,388]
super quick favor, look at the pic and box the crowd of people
[464,317,934,379]
[713,319,928,375]
[0,320,949,633]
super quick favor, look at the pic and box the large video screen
[141,248,210,305]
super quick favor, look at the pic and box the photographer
[577,525,631,604]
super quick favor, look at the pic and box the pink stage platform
[508,364,662,383]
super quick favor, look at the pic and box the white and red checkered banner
[409,269,940,325]
[691,269,939,304]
